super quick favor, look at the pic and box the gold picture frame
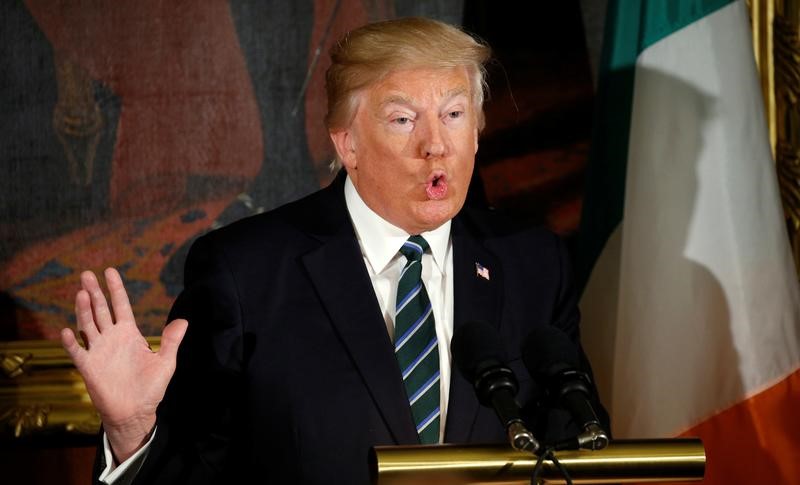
[0,337,160,440]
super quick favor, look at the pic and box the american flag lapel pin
[475,262,490,281]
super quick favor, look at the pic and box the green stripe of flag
[577,0,734,292]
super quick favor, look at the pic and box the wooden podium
[372,439,705,484]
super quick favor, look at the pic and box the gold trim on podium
[372,439,705,484]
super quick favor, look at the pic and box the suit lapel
[301,176,418,444]
[444,214,503,443]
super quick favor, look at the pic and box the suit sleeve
[127,233,247,484]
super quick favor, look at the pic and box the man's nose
[419,116,449,159]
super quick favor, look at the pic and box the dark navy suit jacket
[107,173,606,484]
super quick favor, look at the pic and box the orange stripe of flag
[672,368,800,484]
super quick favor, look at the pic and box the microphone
[522,326,609,451]
[451,320,540,453]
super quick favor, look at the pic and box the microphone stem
[507,421,540,453]
[576,423,609,450]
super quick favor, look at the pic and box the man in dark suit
[62,17,605,484]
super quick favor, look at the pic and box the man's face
[331,66,479,235]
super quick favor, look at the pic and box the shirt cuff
[98,426,157,485]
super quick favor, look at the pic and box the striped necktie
[395,235,440,444]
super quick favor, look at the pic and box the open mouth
[426,172,448,200]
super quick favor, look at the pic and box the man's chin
[411,200,461,232]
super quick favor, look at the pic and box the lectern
[372,439,705,484]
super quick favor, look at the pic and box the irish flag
[578,0,800,483]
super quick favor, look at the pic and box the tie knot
[399,235,429,262]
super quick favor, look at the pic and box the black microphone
[522,326,609,451]
[451,320,540,453]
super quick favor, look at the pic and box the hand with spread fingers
[61,268,188,464]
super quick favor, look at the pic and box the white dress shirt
[344,176,455,441]
[100,176,456,482]
[99,428,154,484]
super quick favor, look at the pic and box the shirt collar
[344,176,451,275]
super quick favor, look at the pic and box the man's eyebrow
[380,94,415,109]
[443,87,469,101]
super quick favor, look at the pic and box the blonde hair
[325,17,491,133]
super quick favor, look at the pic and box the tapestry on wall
[0,0,464,339]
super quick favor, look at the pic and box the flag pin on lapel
[475,262,490,280]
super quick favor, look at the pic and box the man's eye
[448,111,463,119]
[394,117,411,125]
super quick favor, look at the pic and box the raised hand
[61,268,188,463]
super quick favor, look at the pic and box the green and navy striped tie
[395,235,440,444]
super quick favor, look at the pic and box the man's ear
[329,130,357,169]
